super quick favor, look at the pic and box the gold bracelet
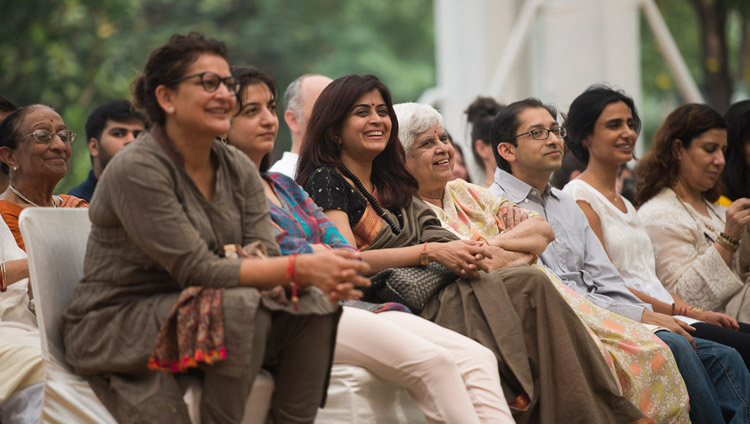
[688,305,705,313]
[717,235,739,252]
[0,262,6,292]
[720,232,739,245]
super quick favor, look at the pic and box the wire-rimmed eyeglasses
[24,129,76,144]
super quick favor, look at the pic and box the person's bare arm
[483,246,535,270]
[361,240,493,278]
[238,249,370,301]
[323,210,357,246]
[640,309,697,349]
[576,200,610,256]
[3,259,29,287]
[489,215,554,255]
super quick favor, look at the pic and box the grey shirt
[490,168,649,321]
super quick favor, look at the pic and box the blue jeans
[657,331,750,424]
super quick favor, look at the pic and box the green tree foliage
[0,0,434,192]
[640,0,749,146]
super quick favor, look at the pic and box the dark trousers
[693,321,750,370]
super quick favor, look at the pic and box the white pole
[640,0,704,103]
[486,0,542,98]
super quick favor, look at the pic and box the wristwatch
[419,242,429,266]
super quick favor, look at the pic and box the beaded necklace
[674,191,723,242]
[338,165,403,235]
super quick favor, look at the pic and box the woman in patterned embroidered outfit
[396,101,689,424]
[563,87,750,370]
[636,103,750,324]
[296,73,652,424]
[61,33,369,424]
[227,67,514,424]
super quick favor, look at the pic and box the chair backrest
[19,208,91,371]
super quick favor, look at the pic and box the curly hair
[634,103,726,207]
[132,32,230,127]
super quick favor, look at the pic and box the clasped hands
[264,249,371,305]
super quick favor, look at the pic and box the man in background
[69,99,145,202]
[269,74,332,177]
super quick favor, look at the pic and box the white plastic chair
[316,364,426,424]
[20,208,273,424]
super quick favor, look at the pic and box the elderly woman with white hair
[395,102,692,424]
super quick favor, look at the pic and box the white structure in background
[422,0,703,183]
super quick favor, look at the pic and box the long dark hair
[231,67,278,172]
[722,100,750,201]
[635,103,727,206]
[295,74,417,209]
[565,85,642,164]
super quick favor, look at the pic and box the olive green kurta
[62,127,339,423]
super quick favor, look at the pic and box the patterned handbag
[363,263,458,314]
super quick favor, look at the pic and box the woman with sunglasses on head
[296,74,651,424]
[227,67,514,424]
[62,33,368,424]
[0,105,87,251]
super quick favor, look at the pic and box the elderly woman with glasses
[0,105,87,251]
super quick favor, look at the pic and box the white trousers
[334,307,514,424]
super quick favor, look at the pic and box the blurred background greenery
[1,0,748,192]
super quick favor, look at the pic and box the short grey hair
[284,74,316,118]
[394,102,444,152]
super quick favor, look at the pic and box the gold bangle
[720,232,739,245]
[717,236,739,252]
[688,305,705,313]
[0,262,5,292]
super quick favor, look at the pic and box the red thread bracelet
[286,254,299,311]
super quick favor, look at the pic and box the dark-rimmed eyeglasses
[510,127,567,142]
[167,71,239,94]
[25,129,76,144]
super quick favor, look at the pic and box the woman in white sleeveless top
[562,85,750,369]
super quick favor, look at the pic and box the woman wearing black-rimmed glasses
[62,33,367,424]
[0,104,87,251]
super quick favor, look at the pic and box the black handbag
[362,263,458,314]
